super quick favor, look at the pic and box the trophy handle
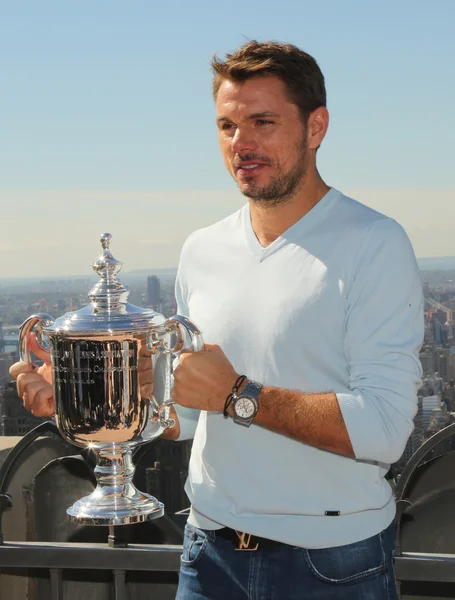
[147,315,203,429]
[161,315,204,354]
[19,313,55,363]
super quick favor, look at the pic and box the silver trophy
[18,233,203,526]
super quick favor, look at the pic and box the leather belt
[216,527,281,551]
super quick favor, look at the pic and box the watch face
[234,396,256,419]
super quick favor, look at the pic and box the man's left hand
[171,343,240,412]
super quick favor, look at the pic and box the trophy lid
[45,233,163,334]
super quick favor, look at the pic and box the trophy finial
[101,233,112,250]
[89,233,129,311]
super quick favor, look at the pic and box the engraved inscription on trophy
[51,336,148,445]
[51,344,138,385]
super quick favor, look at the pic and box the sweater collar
[242,187,339,262]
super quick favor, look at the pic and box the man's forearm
[252,386,355,457]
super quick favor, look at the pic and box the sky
[0,0,454,278]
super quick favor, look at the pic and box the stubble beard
[238,140,309,208]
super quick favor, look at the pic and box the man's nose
[231,127,257,155]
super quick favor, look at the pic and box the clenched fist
[9,333,54,417]
[171,343,240,412]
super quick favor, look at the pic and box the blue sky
[1,0,454,277]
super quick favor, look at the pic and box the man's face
[216,75,309,205]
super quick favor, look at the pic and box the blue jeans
[175,520,398,600]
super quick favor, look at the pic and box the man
[11,41,423,599]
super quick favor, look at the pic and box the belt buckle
[235,530,259,551]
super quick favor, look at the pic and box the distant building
[421,374,443,396]
[437,350,449,380]
[447,355,455,382]
[397,395,425,472]
[434,319,443,346]
[0,381,46,436]
[420,347,435,375]
[424,321,435,345]
[432,310,450,347]
[425,400,453,439]
[0,352,16,385]
[57,298,67,314]
[413,395,425,447]
[422,395,440,430]
[146,439,193,514]
[147,276,161,311]
[443,381,455,411]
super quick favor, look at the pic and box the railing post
[113,569,127,600]
[50,568,63,600]
[108,525,128,548]
[0,493,13,545]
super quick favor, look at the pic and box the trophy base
[67,490,164,526]
[66,445,165,526]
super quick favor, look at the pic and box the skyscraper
[147,275,161,311]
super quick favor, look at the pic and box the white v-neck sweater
[173,187,424,548]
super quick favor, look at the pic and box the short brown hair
[211,40,326,123]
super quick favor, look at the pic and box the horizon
[2,254,455,284]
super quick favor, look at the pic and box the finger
[138,356,153,371]
[28,333,52,365]
[9,361,35,380]
[30,386,55,417]
[178,352,195,366]
[140,384,154,398]
[139,367,153,382]
[203,343,223,354]
[22,380,52,411]
[139,342,152,357]
[138,371,153,385]
[17,372,48,398]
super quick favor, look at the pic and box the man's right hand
[9,333,55,417]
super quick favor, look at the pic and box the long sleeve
[337,218,424,465]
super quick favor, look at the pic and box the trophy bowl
[18,233,203,526]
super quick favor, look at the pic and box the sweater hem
[187,495,397,549]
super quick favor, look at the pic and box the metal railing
[395,553,455,585]
[2,498,455,599]
[0,494,183,599]
[0,536,182,600]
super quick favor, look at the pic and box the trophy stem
[67,445,164,526]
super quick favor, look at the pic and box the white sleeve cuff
[337,391,414,465]
[174,403,200,441]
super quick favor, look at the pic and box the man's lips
[235,162,268,177]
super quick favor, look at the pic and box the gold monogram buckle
[235,530,259,551]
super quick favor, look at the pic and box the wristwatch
[232,379,262,427]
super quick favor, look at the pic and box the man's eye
[221,123,235,130]
[256,119,273,126]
